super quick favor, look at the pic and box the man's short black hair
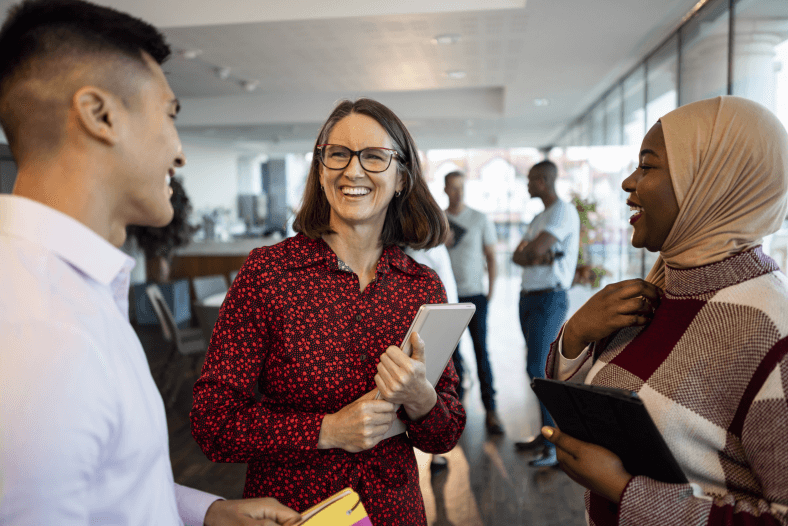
[530,160,558,186]
[0,0,170,81]
[0,0,171,153]
[531,160,557,176]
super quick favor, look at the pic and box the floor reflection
[418,276,588,525]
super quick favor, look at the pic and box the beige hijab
[645,96,788,288]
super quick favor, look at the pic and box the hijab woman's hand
[562,279,663,359]
[375,332,438,421]
[542,426,632,503]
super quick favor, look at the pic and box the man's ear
[73,86,121,145]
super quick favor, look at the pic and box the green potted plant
[571,193,608,288]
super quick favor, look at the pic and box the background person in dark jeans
[444,170,503,434]
[512,160,580,466]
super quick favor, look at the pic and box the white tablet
[381,302,476,439]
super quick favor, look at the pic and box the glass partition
[646,35,679,126]
[732,0,788,271]
[604,86,623,146]
[679,0,729,105]
[623,65,646,147]
[591,102,605,146]
[542,0,788,278]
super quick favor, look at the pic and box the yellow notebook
[293,488,372,526]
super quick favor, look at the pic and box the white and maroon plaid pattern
[549,247,788,526]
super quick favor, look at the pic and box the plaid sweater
[549,247,788,526]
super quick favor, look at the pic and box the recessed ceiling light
[241,80,259,92]
[215,67,231,80]
[433,33,461,45]
[446,70,467,80]
[180,48,203,60]
[534,98,550,106]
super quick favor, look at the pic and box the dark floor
[140,277,588,525]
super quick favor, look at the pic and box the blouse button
[355,314,362,322]
[359,353,367,361]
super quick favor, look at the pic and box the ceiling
[0,0,703,152]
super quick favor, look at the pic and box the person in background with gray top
[444,170,504,435]
[512,160,580,467]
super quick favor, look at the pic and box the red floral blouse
[190,233,466,525]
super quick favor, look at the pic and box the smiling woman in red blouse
[190,98,465,525]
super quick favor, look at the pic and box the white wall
[177,138,242,223]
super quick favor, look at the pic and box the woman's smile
[627,200,644,225]
[340,185,371,197]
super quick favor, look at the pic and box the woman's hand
[317,390,396,453]
[543,426,632,503]
[375,332,437,421]
[562,279,663,359]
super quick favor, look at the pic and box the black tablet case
[532,378,687,484]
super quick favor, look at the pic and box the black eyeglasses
[315,144,398,173]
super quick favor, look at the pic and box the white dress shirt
[0,195,219,525]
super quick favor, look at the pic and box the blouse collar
[285,233,429,277]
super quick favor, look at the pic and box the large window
[679,0,730,105]
[555,0,788,275]
[623,65,646,148]
[646,36,679,126]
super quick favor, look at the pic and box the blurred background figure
[512,160,580,467]
[405,239,461,476]
[444,170,504,435]
[127,176,198,283]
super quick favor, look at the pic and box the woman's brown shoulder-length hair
[292,98,448,250]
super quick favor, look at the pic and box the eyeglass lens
[320,145,393,172]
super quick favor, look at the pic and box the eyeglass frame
[315,144,400,173]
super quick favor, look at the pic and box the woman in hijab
[542,96,788,525]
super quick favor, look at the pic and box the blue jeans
[519,289,568,430]
[453,294,497,411]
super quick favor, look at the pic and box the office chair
[145,283,207,408]
[191,274,230,344]
[191,274,228,303]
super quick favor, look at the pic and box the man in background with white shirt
[512,160,580,467]
[0,1,299,524]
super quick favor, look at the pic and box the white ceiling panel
[0,0,704,150]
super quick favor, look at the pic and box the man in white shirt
[444,171,503,435]
[0,1,300,525]
[511,160,580,467]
